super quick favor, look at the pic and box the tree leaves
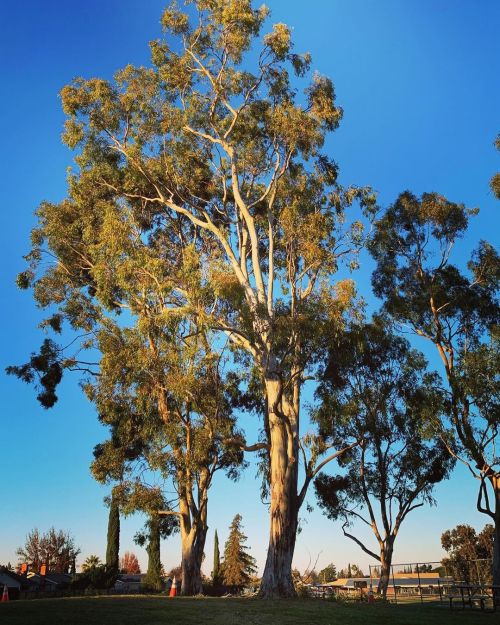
[369,190,499,472]
[6,339,63,408]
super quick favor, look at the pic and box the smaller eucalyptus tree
[369,191,500,586]
[314,321,453,597]
[90,319,244,595]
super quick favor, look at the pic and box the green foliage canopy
[369,191,499,514]
[314,321,454,567]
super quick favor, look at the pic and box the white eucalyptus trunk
[259,378,300,598]
[178,492,207,596]
[179,521,207,596]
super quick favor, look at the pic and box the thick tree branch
[224,437,270,453]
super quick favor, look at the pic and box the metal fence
[368,559,494,606]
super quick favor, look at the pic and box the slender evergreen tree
[134,514,178,592]
[212,530,221,586]
[105,493,120,572]
[222,514,257,590]
[142,515,162,591]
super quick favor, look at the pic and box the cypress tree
[222,514,257,590]
[143,514,163,591]
[135,513,178,592]
[212,530,221,585]
[105,494,120,572]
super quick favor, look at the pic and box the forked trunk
[259,380,299,598]
[177,485,208,596]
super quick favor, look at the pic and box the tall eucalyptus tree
[11,0,374,596]
[90,321,243,595]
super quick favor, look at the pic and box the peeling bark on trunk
[178,483,208,596]
[181,530,206,596]
[259,379,299,598]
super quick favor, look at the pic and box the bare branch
[341,522,380,562]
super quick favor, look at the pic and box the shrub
[71,565,117,590]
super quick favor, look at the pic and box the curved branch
[310,441,360,481]
[440,433,480,479]
[341,522,380,562]
[477,475,495,520]
[297,440,359,509]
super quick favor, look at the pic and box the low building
[0,568,38,599]
[26,572,59,592]
[324,578,370,596]
[113,574,144,592]
[45,572,73,589]
[385,572,453,597]
[0,569,22,600]
[328,572,453,597]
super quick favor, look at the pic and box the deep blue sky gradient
[1,0,499,574]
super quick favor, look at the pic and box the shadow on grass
[0,595,497,625]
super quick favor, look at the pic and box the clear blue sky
[1,0,499,575]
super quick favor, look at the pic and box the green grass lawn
[1,596,497,625]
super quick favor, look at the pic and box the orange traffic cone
[169,576,177,598]
[1,585,9,602]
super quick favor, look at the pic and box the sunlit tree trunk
[177,466,209,596]
[180,529,206,596]
[259,376,300,598]
[178,491,207,596]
